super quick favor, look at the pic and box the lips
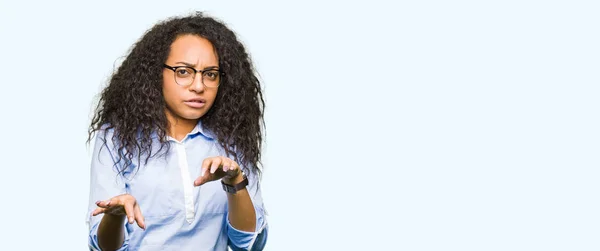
[184,98,206,108]
[185,98,206,103]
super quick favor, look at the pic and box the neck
[165,109,198,142]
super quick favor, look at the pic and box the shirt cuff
[227,207,268,250]
[88,216,130,251]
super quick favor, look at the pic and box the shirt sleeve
[86,129,131,251]
[227,167,269,251]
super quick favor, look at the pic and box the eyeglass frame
[162,64,226,88]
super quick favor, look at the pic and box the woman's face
[162,34,220,123]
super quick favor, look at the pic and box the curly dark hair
[88,12,265,175]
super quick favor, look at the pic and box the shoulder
[91,124,119,149]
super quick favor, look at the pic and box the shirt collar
[160,120,215,142]
[189,120,215,140]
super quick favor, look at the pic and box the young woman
[86,12,268,251]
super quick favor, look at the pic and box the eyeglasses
[163,64,225,88]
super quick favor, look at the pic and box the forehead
[167,34,218,65]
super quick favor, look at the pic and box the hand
[194,156,242,187]
[92,194,146,230]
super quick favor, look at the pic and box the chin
[181,113,204,120]
[174,105,212,120]
[185,110,209,120]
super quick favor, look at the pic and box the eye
[203,70,219,81]
[176,68,193,77]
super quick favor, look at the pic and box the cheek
[206,89,219,105]
[162,82,178,105]
[162,74,174,90]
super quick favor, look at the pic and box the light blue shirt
[86,122,268,251]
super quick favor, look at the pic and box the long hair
[88,12,265,175]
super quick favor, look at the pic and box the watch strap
[221,174,248,194]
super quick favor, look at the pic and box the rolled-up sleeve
[86,130,131,251]
[227,168,269,251]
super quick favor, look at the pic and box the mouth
[186,98,206,103]
[184,98,206,108]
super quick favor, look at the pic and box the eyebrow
[174,61,219,70]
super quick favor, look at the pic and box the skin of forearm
[97,213,126,251]
[225,175,257,232]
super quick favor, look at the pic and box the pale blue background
[0,0,598,250]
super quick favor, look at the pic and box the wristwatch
[221,174,248,194]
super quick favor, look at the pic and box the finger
[134,204,146,230]
[225,165,235,177]
[92,207,107,216]
[222,163,229,172]
[228,162,240,176]
[201,158,212,177]
[194,175,206,186]
[124,200,135,224]
[223,159,233,172]
[210,157,222,174]
[95,199,112,208]
[195,159,212,186]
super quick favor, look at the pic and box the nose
[189,74,205,93]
